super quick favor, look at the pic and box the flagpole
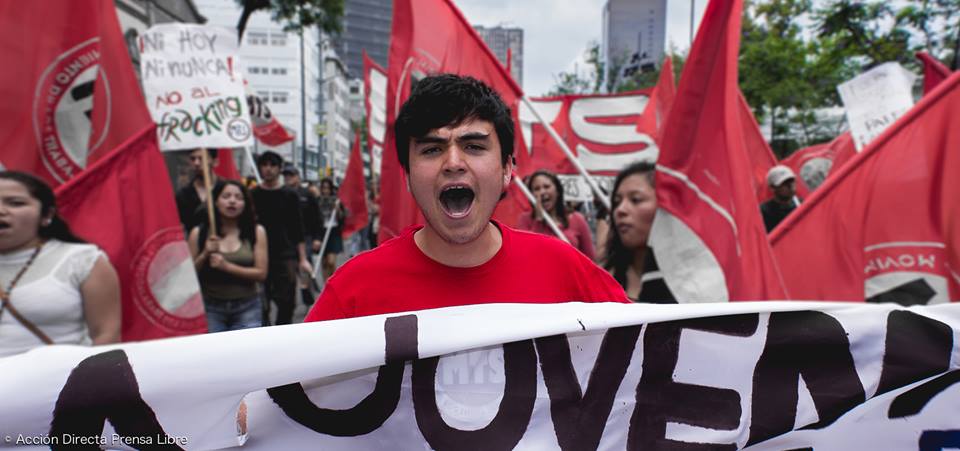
[244,147,262,184]
[513,177,569,244]
[521,96,611,211]
[200,148,216,231]
[312,198,340,281]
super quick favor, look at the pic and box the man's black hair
[394,74,514,172]
[257,150,283,166]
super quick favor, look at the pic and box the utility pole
[690,0,695,47]
[299,28,308,176]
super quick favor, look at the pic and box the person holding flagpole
[518,169,595,259]
[305,75,627,322]
[0,171,121,357]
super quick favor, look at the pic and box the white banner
[138,24,254,151]
[1,302,958,450]
[838,62,917,151]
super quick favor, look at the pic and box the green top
[199,239,258,300]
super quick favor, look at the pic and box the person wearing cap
[761,165,801,233]
[252,151,312,325]
[282,164,322,304]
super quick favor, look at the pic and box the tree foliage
[235,0,344,41]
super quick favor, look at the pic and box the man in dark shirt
[282,164,321,305]
[760,165,801,233]
[252,151,312,325]
[175,148,219,235]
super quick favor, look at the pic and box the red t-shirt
[517,211,595,260]
[304,221,628,322]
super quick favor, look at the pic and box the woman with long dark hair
[0,171,120,357]
[189,180,267,332]
[518,169,595,259]
[603,162,675,303]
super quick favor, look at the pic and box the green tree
[547,43,684,96]
[235,0,344,41]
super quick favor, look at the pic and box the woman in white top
[0,171,121,358]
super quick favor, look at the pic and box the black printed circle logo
[32,38,111,183]
[227,118,251,142]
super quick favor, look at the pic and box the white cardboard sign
[138,24,254,150]
[838,62,916,151]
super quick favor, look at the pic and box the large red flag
[779,131,857,196]
[339,132,370,238]
[379,0,526,241]
[738,91,793,203]
[654,0,786,301]
[213,148,243,180]
[771,72,960,304]
[0,0,150,186]
[636,57,676,141]
[917,52,952,95]
[56,126,207,340]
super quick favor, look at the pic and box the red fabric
[517,211,595,260]
[636,57,676,141]
[245,80,294,146]
[0,0,151,186]
[522,89,654,177]
[917,52,952,96]
[305,222,628,321]
[213,148,242,180]
[655,0,786,301]
[379,0,524,243]
[771,72,960,303]
[338,131,369,237]
[56,126,207,340]
[738,91,796,203]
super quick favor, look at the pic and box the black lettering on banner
[49,350,182,450]
[919,430,960,450]
[266,315,417,436]
[877,310,952,396]
[628,315,759,451]
[747,311,865,446]
[411,340,537,451]
[888,370,960,419]
[535,326,642,451]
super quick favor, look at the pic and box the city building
[473,25,523,86]
[322,54,353,182]
[334,0,393,78]
[601,0,667,86]
[195,0,324,180]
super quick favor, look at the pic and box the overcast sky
[454,0,708,96]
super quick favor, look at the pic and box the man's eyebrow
[456,132,491,142]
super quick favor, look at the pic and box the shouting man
[305,74,626,322]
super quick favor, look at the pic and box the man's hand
[299,259,313,277]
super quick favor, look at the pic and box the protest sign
[838,62,916,151]
[138,24,254,150]
[0,302,957,450]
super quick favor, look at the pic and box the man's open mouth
[439,185,475,218]
[0,222,10,231]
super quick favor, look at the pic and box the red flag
[520,90,654,177]
[0,0,151,185]
[654,0,786,301]
[213,148,242,180]
[56,126,207,340]
[771,73,960,303]
[737,91,796,203]
[779,131,857,196]
[380,0,525,242]
[636,57,676,141]
[338,132,370,238]
[245,80,295,146]
[917,52,952,95]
